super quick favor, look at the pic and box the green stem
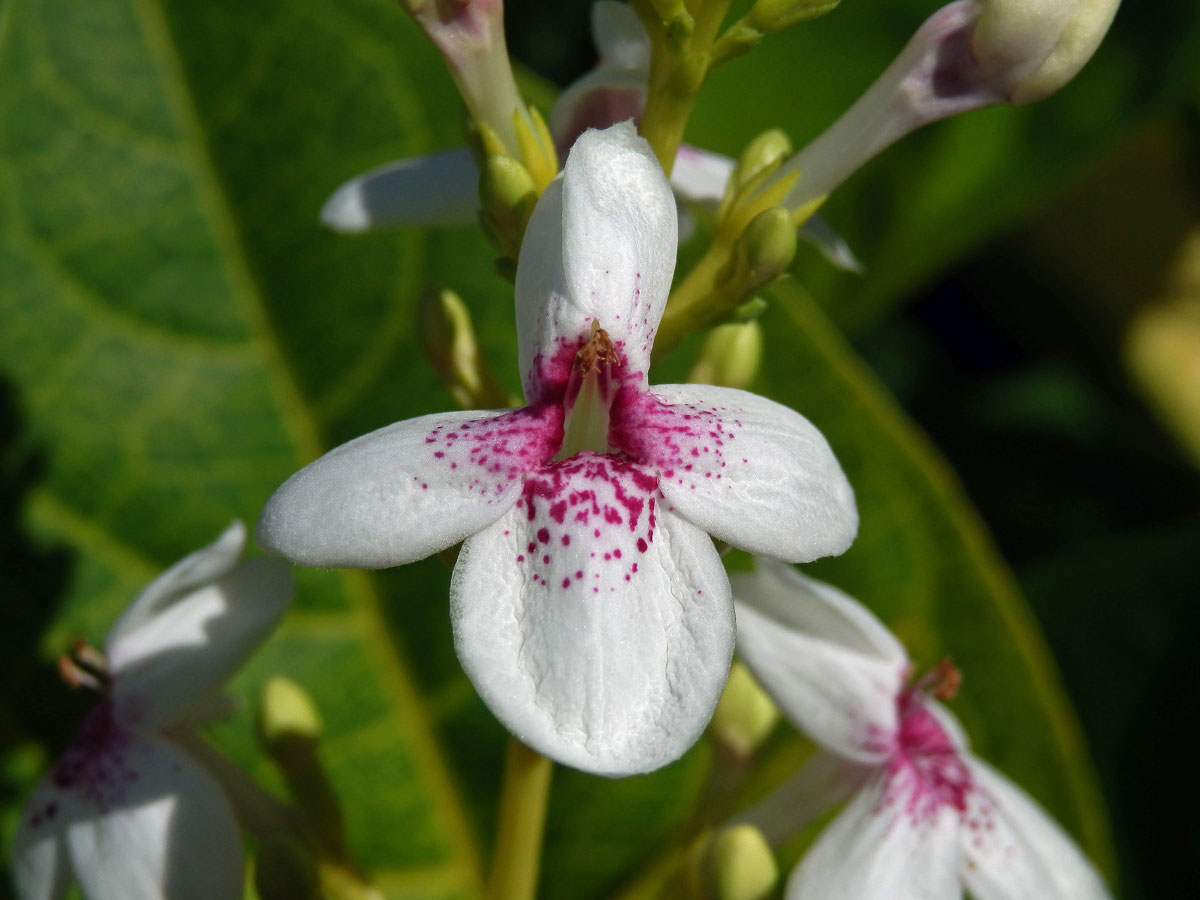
[654,237,738,358]
[486,738,554,900]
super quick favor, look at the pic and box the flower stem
[654,237,738,357]
[487,738,554,900]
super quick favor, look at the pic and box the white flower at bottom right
[731,559,1111,900]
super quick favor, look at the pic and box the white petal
[451,457,733,776]
[731,560,906,762]
[669,145,734,205]
[798,215,866,274]
[257,406,561,568]
[106,521,245,653]
[785,773,962,900]
[515,123,676,401]
[61,734,242,900]
[12,778,71,900]
[960,757,1111,900]
[735,749,870,848]
[108,557,292,732]
[615,383,858,562]
[319,148,479,232]
[591,0,651,69]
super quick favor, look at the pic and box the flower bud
[747,0,839,33]
[689,323,764,392]
[418,287,512,409]
[772,0,1120,211]
[258,676,322,751]
[698,825,778,900]
[478,153,538,257]
[974,0,1122,104]
[708,661,779,759]
[733,129,793,193]
[737,207,798,289]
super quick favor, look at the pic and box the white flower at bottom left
[12,521,293,900]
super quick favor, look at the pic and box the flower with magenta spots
[12,522,293,900]
[257,122,857,776]
[731,559,1111,900]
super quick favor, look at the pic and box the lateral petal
[732,560,907,762]
[257,405,561,568]
[64,734,243,900]
[108,558,292,733]
[961,757,1111,900]
[320,148,479,232]
[785,773,962,900]
[451,458,733,776]
[614,383,858,562]
[515,123,676,401]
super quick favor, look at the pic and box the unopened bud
[479,154,538,257]
[254,834,321,900]
[258,677,322,751]
[771,0,1120,211]
[709,661,779,759]
[734,129,793,193]
[418,288,511,409]
[747,0,839,33]
[699,825,778,900]
[737,207,798,289]
[689,323,764,391]
[974,0,1121,104]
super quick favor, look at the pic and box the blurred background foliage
[1,0,1197,898]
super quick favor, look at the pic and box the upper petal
[257,405,561,568]
[515,123,677,401]
[614,383,858,562]
[107,556,292,732]
[732,560,907,762]
[63,734,242,900]
[450,455,733,775]
[320,147,479,232]
[784,772,962,900]
[960,757,1111,900]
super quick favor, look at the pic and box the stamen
[557,324,620,460]
[58,640,110,693]
[909,658,962,702]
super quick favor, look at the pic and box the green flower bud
[479,154,538,258]
[747,0,840,33]
[689,323,764,392]
[708,661,779,759]
[258,677,322,751]
[700,825,778,900]
[738,207,798,289]
[734,129,793,192]
[418,288,512,410]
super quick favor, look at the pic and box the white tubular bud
[774,0,1120,211]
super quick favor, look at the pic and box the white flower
[12,522,293,900]
[731,559,1111,900]
[258,123,857,776]
[320,2,860,269]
